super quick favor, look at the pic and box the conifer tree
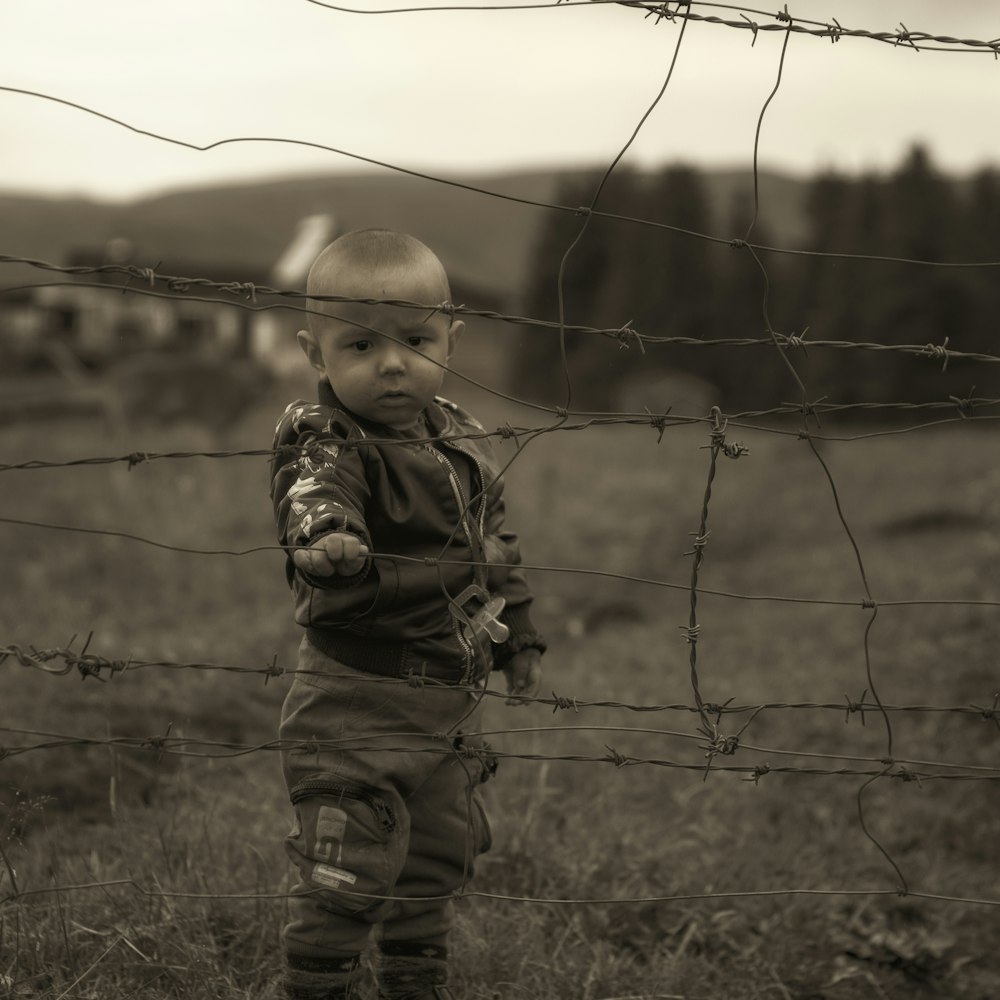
[518,168,641,408]
[590,164,716,411]
[960,167,1000,391]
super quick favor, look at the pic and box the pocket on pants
[470,792,493,857]
[286,775,402,917]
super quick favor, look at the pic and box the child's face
[299,262,462,431]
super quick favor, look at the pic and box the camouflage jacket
[270,380,542,682]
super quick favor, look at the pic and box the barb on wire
[972,693,1000,731]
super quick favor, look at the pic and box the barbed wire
[304,0,1000,58]
[2,396,1000,479]
[6,257,1000,368]
[1,513,997,609]
[4,639,999,729]
[1,724,996,782]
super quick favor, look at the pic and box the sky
[1,0,999,202]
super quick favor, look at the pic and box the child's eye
[351,340,372,352]
[407,336,427,348]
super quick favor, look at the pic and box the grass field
[1,370,998,999]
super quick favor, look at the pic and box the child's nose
[379,343,406,373]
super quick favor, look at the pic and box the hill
[0,166,810,306]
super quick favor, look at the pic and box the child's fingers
[517,663,543,700]
[292,546,335,576]
[504,654,542,705]
[293,533,368,576]
[505,686,536,706]
[325,533,369,574]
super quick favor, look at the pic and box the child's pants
[279,635,494,964]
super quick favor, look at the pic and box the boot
[377,942,450,1000]
[283,953,365,1000]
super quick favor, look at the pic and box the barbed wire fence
[2,0,1000,993]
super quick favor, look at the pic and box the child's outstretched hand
[293,532,369,577]
[503,648,542,706]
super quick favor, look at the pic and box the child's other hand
[503,648,542,705]
[293,532,369,577]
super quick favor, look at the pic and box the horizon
[0,147,991,208]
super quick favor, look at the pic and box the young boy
[269,230,546,1000]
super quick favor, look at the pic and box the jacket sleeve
[482,478,547,665]
[270,402,373,589]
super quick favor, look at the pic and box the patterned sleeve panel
[270,400,373,553]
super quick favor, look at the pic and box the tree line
[515,146,1000,419]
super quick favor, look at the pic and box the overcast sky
[1,1,998,201]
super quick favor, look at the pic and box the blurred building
[30,236,272,369]
[0,210,511,392]
[250,213,339,375]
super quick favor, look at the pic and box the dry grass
[2,376,999,999]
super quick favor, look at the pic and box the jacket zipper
[422,444,485,673]
[290,779,397,834]
[444,440,489,540]
[436,442,490,571]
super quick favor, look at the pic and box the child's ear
[447,319,465,361]
[297,329,325,373]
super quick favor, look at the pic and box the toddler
[270,230,546,1000]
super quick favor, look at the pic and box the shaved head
[306,229,452,332]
